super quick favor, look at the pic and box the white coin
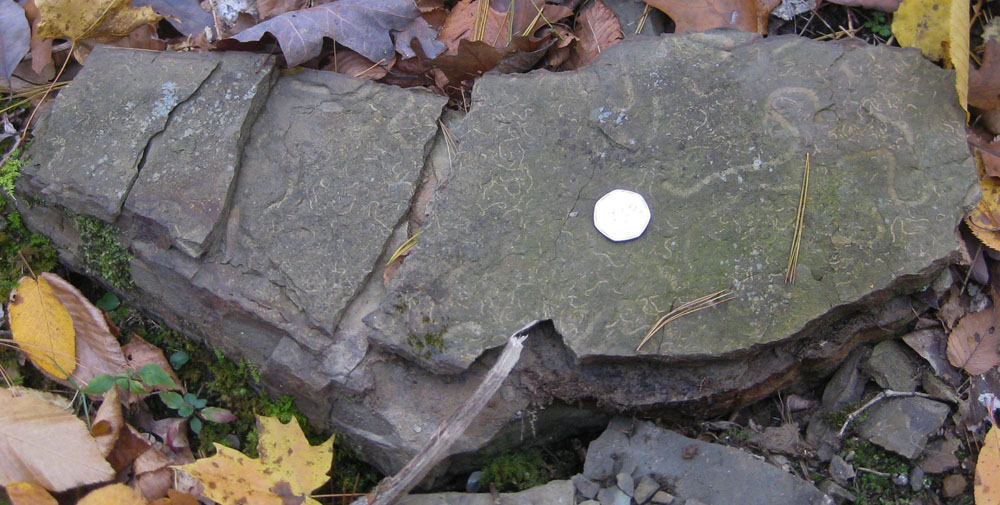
[593,189,651,242]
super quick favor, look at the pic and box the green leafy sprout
[864,12,892,39]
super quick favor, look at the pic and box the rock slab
[583,418,834,505]
[16,33,974,477]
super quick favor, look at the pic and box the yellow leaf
[977,425,1000,503]
[8,275,76,379]
[0,388,115,491]
[175,416,334,505]
[4,482,59,505]
[35,0,161,43]
[78,483,147,505]
[891,0,970,110]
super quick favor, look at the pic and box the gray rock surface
[858,397,951,458]
[17,32,974,476]
[633,476,660,504]
[396,479,574,505]
[822,349,869,412]
[584,418,834,505]
[573,474,601,500]
[863,340,921,392]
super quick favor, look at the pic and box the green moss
[72,214,133,289]
[0,149,57,299]
[482,450,550,492]
[841,438,935,505]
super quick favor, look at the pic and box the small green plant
[0,148,25,200]
[72,214,134,289]
[482,450,549,492]
[82,362,177,396]
[864,12,892,39]
[160,390,237,435]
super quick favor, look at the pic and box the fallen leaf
[122,334,183,395]
[8,274,76,379]
[0,388,115,491]
[324,49,389,80]
[175,416,334,505]
[231,0,421,67]
[437,0,571,53]
[78,483,147,505]
[968,128,1000,177]
[256,0,308,20]
[977,424,1000,503]
[4,482,58,505]
[21,0,54,76]
[394,16,446,59]
[92,387,124,458]
[107,424,154,472]
[891,0,969,110]
[43,272,128,390]
[35,0,162,43]
[150,489,201,505]
[823,0,901,11]
[947,308,1000,375]
[0,0,31,81]
[562,0,622,70]
[643,0,777,34]
[134,0,212,35]
[971,40,1000,110]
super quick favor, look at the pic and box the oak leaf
[562,0,622,70]
[891,0,969,110]
[175,416,334,505]
[231,0,432,67]
[8,274,76,379]
[0,388,115,491]
[35,0,162,42]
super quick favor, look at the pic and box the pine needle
[636,288,735,351]
[386,231,422,266]
[785,153,810,284]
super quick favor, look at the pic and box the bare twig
[359,321,539,505]
[837,390,952,438]
[785,153,810,284]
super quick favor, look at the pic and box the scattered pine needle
[636,288,735,351]
[386,231,422,266]
[784,153,810,284]
[474,0,491,41]
[635,4,651,35]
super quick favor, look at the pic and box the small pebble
[649,491,675,505]
[465,471,483,493]
[942,474,967,498]
[633,475,661,504]
[893,473,909,487]
[616,472,635,496]
[909,467,925,492]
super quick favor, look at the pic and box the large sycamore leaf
[642,0,778,34]
[44,273,128,388]
[978,424,1000,504]
[946,309,1000,375]
[35,0,162,42]
[231,0,423,67]
[0,0,30,81]
[891,0,969,110]
[8,274,76,379]
[176,416,334,505]
[0,388,115,491]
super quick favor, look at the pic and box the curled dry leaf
[642,0,778,34]
[947,309,1000,375]
[977,425,1000,504]
[971,39,1000,111]
[92,387,124,458]
[562,0,622,71]
[43,272,128,390]
[325,49,389,80]
[35,0,162,42]
[0,388,115,491]
[8,274,76,379]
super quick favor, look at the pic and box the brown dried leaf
[22,0,54,75]
[122,334,183,396]
[562,0,622,70]
[35,0,162,42]
[947,309,1000,375]
[0,388,115,491]
[643,0,777,34]
[92,387,124,458]
[325,49,389,80]
[44,273,128,391]
[437,0,571,53]
[107,424,153,472]
[971,39,1000,110]
[256,0,308,20]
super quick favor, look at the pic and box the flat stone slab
[582,417,834,505]
[858,397,950,458]
[15,32,974,477]
[366,31,973,372]
[396,480,574,505]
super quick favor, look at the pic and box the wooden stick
[356,321,539,505]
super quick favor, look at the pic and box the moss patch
[0,148,57,299]
[481,450,550,492]
[72,214,133,290]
